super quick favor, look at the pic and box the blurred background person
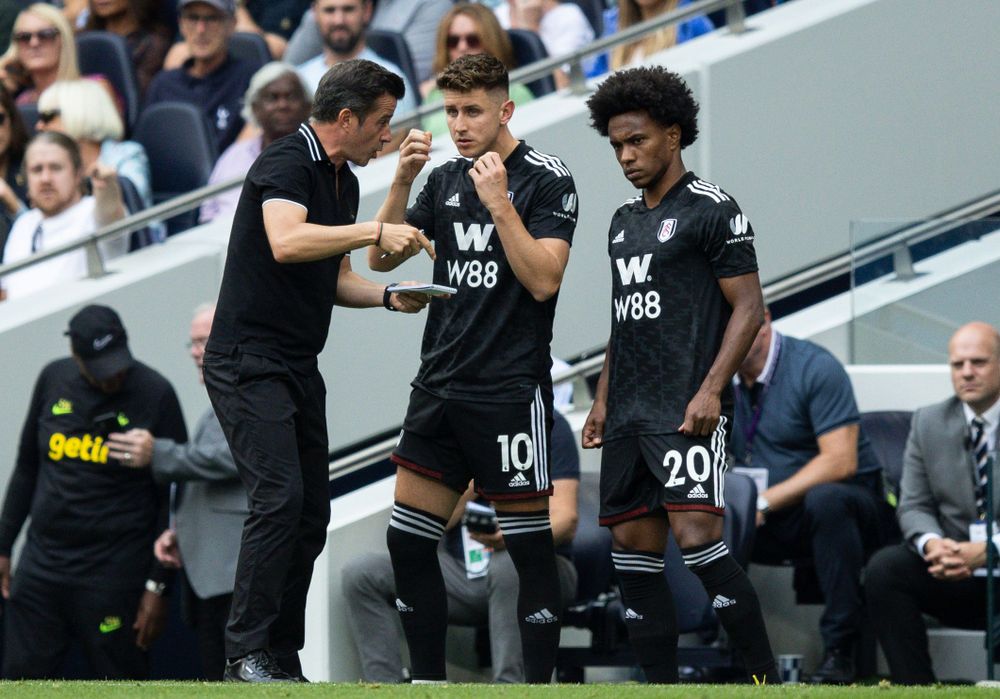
[421,3,533,137]
[199,62,311,224]
[590,0,714,75]
[36,79,152,213]
[81,0,173,97]
[0,86,28,255]
[0,131,127,301]
[0,4,116,108]
[492,0,595,89]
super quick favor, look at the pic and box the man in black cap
[0,305,187,679]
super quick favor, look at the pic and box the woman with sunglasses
[0,87,29,256]
[421,3,534,137]
[0,4,81,107]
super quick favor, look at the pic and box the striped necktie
[971,416,990,519]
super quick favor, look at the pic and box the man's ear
[337,108,355,129]
[499,97,514,126]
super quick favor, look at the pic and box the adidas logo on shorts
[624,608,644,620]
[687,483,709,499]
[445,192,460,207]
[525,608,558,624]
[508,472,530,487]
[712,595,735,609]
[395,598,413,613]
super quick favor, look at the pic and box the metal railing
[0,0,745,281]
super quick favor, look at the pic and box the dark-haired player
[369,53,578,683]
[583,66,778,684]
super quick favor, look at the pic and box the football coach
[203,58,434,682]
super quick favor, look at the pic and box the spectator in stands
[284,0,452,85]
[145,0,257,154]
[116,303,245,681]
[0,131,127,300]
[199,62,310,224]
[730,309,885,684]
[81,0,173,97]
[0,304,186,679]
[37,79,152,212]
[342,410,579,683]
[295,0,415,118]
[0,3,114,107]
[491,0,595,89]
[0,86,28,255]
[421,3,533,136]
[867,322,1000,685]
[590,0,713,75]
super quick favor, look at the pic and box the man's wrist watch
[145,579,167,596]
[756,494,770,517]
[383,285,398,311]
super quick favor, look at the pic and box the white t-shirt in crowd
[2,197,127,300]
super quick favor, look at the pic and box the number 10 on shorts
[497,432,534,472]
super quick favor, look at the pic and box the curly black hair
[586,66,700,148]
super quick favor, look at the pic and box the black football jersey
[405,141,578,402]
[604,172,758,440]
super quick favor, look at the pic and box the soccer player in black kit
[369,54,578,683]
[204,59,433,682]
[582,67,779,684]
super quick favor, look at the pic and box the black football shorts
[599,417,729,526]
[391,387,554,500]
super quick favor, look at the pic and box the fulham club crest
[657,218,677,243]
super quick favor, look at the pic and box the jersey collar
[298,122,327,163]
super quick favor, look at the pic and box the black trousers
[751,476,883,651]
[182,576,233,681]
[866,543,988,684]
[204,349,330,659]
[2,572,147,679]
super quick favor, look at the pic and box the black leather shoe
[224,650,297,683]
[809,649,856,685]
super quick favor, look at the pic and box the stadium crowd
[2,0,986,689]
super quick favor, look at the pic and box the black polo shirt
[208,123,359,368]
[145,53,257,153]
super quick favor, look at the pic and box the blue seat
[132,101,217,235]
[228,32,271,72]
[117,175,156,251]
[568,0,604,35]
[367,29,421,107]
[507,29,556,97]
[75,31,141,137]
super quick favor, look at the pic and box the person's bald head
[948,322,1000,414]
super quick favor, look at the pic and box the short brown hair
[437,53,509,95]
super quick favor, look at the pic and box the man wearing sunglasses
[146,0,257,154]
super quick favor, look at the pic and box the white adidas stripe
[524,150,570,177]
[687,179,730,203]
[712,416,727,508]
[683,541,729,567]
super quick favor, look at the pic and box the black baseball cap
[65,305,134,381]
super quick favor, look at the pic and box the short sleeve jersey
[604,172,758,440]
[730,334,882,485]
[0,359,186,589]
[208,124,358,367]
[405,141,577,402]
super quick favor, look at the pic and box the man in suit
[866,321,1000,684]
[116,303,246,680]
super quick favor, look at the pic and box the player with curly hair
[583,66,779,684]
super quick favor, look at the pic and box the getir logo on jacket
[48,433,110,463]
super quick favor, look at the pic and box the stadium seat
[507,29,556,98]
[568,0,604,35]
[17,102,38,135]
[556,472,758,681]
[366,29,421,107]
[75,31,141,137]
[228,32,271,72]
[132,101,217,236]
[117,175,156,251]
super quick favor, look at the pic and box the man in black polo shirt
[369,54,578,684]
[204,59,433,683]
[146,0,258,154]
[582,67,778,684]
